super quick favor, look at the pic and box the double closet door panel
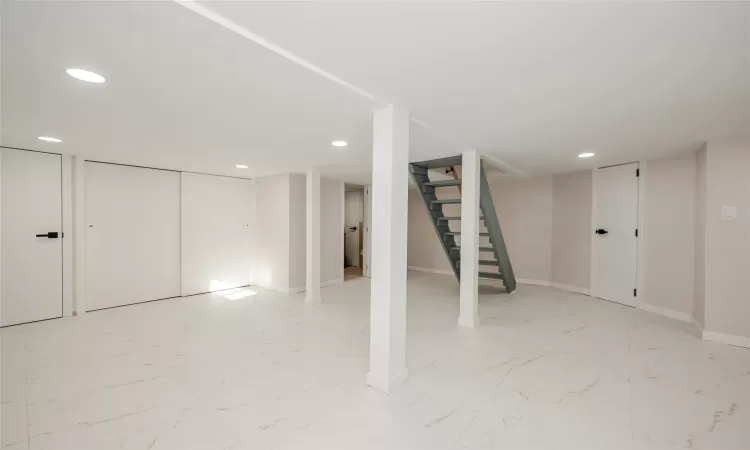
[1,149,63,326]
[85,162,181,311]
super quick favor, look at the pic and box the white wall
[491,176,554,282]
[694,145,707,326]
[408,175,557,282]
[407,153,707,309]
[253,173,344,293]
[321,179,344,283]
[253,173,291,292]
[288,173,306,290]
[407,189,454,273]
[180,173,252,296]
[551,170,592,290]
[704,137,750,341]
[641,152,697,315]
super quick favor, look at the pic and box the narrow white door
[1,149,63,326]
[86,162,181,310]
[344,191,363,267]
[180,173,252,296]
[592,163,639,306]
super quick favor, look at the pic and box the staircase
[409,155,516,293]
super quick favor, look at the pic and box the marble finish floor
[2,272,750,450]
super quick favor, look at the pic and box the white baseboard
[517,278,551,287]
[702,331,750,349]
[551,282,590,296]
[638,303,694,323]
[287,278,344,295]
[690,316,704,333]
[408,266,454,276]
[323,278,344,288]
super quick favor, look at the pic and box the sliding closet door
[180,173,252,296]
[85,162,181,310]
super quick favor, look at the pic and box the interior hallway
[2,273,749,450]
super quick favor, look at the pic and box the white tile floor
[2,272,750,450]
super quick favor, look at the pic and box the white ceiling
[2,1,749,180]
[0,0,460,183]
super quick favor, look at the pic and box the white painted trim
[407,266,454,276]
[551,282,590,296]
[702,331,750,349]
[322,278,343,288]
[289,278,344,295]
[637,303,705,335]
[517,278,551,287]
[636,160,647,310]
[690,316,704,333]
[638,303,693,323]
[61,155,74,317]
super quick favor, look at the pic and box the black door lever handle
[35,232,59,239]
[595,229,608,235]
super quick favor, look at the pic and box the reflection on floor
[2,273,750,450]
[344,265,362,281]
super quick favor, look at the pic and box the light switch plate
[721,205,737,221]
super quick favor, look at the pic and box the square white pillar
[305,168,321,305]
[459,150,480,328]
[366,105,410,393]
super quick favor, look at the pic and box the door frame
[363,185,372,277]
[0,146,74,324]
[590,161,643,306]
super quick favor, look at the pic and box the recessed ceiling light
[578,152,595,158]
[236,164,248,169]
[38,136,62,143]
[66,68,106,83]
[331,140,348,148]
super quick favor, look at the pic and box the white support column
[367,105,409,393]
[305,167,321,305]
[459,149,480,328]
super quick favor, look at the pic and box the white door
[86,162,181,310]
[592,163,639,306]
[180,173,252,296]
[1,149,63,326]
[344,191,363,267]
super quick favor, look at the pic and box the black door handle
[35,232,59,239]
[595,229,608,235]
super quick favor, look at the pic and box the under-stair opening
[409,155,516,293]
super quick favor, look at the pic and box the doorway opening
[344,185,365,281]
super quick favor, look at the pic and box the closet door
[85,162,181,310]
[180,173,252,296]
